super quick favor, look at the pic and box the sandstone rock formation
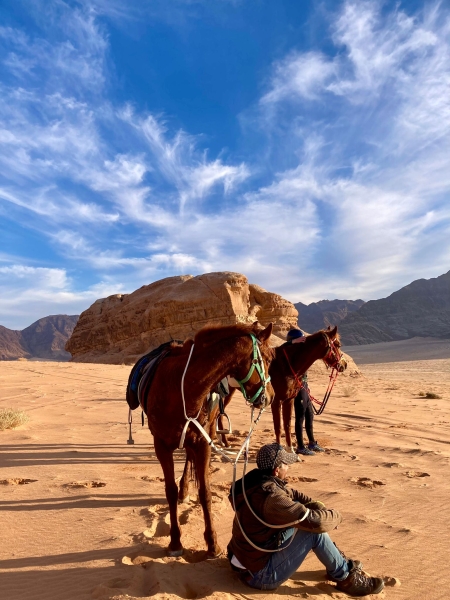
[0,315,79,361]
[295,299,365,333]
[340,270,450,345]
[66,272,299,364]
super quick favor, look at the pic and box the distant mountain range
[296,270,450,346]
[0,315,79,360]
[294,299,365,333]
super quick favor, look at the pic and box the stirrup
[215,412,232,435]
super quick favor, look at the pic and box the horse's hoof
[206,548,223,560]
[178,495,190,504]
[167,547,184,557]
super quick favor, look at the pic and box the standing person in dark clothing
[227,443,384,597]
[286,329,325,456]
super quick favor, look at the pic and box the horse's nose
[338,359,347,373]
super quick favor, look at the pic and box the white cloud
[2,0,450,329]
[0,263,124,329]
[261,51,336,104]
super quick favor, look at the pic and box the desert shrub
[0,408,29,431]
[425,392,442,399]
[418,391,426,397]
[342,386,356,397]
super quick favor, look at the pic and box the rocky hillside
[339,270,450,345]
[0,315,79,360]
[66,272,299,364]
[295,299,365,333]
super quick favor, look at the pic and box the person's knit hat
[256,443,298,470]
[287,328,305,340]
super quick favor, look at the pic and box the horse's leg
[271,397,282,445]
[192,440,221,558]
[178,454,192,503]
[218,392,234,447]
[153,436,183,556]
[282,398,294,451]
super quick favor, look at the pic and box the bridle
[234,334,272,405]
[323,335,344,371]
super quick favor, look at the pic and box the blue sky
[1,0,449,329]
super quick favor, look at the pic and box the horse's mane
[307,327,341,346]
[167,322,274,361]
[194,322,256,347]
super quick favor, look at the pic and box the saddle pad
[126,340,183,411]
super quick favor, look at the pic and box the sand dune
[1,358,449,600]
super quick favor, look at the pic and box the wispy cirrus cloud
[0,264,123,329]
[1,0,450,329]
[252,0,450,300]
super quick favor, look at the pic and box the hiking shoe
[327,559,363,582]
[296,447,315,456]
[308,441,325,452]
[336,566,384,596]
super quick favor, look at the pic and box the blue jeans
[245,529,348,590]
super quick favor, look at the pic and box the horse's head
[323,326,347,373]
[230,322,275,409]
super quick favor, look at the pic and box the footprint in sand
[91,577,133,599]
[118,555,215,599]
[0,478,37,485]
[287,476,318,483]
[139,475,164,483]
[63,481,106,489]
[139,504,172,538]
[404,470,430,478]
[350,477,387,488]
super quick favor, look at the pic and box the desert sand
[1,354,449,600]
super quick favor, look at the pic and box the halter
[234,334,272,404]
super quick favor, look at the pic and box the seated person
[227,443,384,597]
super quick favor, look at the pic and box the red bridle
[323,336,344,371]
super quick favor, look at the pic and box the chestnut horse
[144,322,274,558]
[218,326,346,451]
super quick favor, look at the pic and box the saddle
[126,340,183,414]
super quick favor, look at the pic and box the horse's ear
[327,325,338,338]
[257,322,273,342]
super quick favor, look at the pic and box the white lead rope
[178,340,307,553]
[179,343,238,458]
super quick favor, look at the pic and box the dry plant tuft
[341,385,356,398]
[418,391,426,397]
[425,392,441,399]
[0,408,30,431]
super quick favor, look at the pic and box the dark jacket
[227,468,342,573]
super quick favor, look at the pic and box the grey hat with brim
[256,443,298,470]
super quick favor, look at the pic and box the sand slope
[1,359,449,600]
